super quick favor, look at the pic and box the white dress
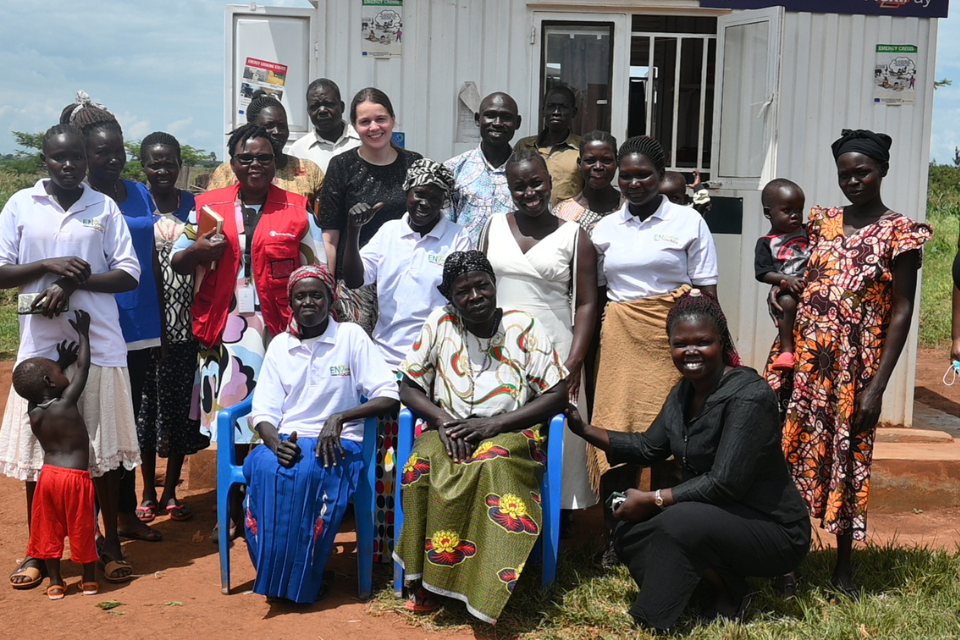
[485,213,597,509]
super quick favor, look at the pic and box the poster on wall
[238,57,287,117]
[875,45,918,106]
[361,0,403,58]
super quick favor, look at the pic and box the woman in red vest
[171,124,324,537]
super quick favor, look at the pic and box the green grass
[920,165,960,348]
[371,540,960,639]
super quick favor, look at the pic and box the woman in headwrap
[394,250,568,624]
[340,158,472,562]
[242,265,399,603]
[765,129,932,598]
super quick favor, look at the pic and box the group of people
[0,78,933,632]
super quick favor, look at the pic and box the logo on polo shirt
[329,365,351,377]
[82,219,106,233]
[427,253,445,266]
[653,234,679,245]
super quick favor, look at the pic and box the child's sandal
[81,581,99,596]
[46,584,66,600]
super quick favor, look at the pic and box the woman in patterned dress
[394,251,567,624]
[135,132,209,523]
[767,130,932,597]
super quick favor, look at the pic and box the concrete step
[872,401,960,513]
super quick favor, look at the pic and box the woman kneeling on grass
[565,290,810,631]
[243,265,399,603]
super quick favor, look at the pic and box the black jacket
[607,367,808,524]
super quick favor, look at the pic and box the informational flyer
[238,57,288,116]
[874,44,918,106]
[361,0,403,59]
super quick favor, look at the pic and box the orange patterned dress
[766,206,931,540]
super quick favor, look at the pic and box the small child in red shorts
[12,310,97,600]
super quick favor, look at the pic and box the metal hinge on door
[530,26,536,45]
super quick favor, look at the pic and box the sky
[1,1,959,162]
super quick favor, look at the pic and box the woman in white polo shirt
[590,135,719,563]
[0,124,141,587]
[243,264,399,603]
[339,158,471,562]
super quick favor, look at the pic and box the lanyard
[944,360,960,387]
[240,203,263,282]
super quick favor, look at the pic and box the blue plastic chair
[216,395,378,599]
[392,408,565,596]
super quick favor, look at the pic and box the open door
[224,4,319,154]
[706,6,783,365]
[711,7,783,188]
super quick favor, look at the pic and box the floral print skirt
[394,428,545,623]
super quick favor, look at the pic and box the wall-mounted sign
[361,0,403,59]
[238,57,287,118]
[698,1,949,18]
[875,44,919,106]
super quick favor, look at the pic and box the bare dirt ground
[0,349,957,638]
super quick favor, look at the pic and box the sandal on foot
[118,525,162,542]
[98,558,134,583]
[46,584,66,600]
[81,581,99,596]
[773,572,798,600]
[9,559,46,590]
[165,502,193,522]
[136,501,159,523]
[829,579,861,602]
[771,352,797,371]
[405,587,441,613]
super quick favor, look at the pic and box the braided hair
[59,90,114,129]
[226,123,276,158]
[666,289,741,367]
[42,124,82,152]
[505,147,548,175]
[579,129,618,155]
[618,135,666,178]
[140,131,182,165]
[246,95,285,124]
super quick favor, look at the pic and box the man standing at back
[515,83,582,206]
[443,92,522,245]
[289,78,361,173]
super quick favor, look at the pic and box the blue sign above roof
[699,1,949,18]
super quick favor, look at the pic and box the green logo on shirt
[82,219,106,233]
[329,365,351,377]
[428,253,445,266]
[653,234,679,245]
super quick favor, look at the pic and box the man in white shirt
[289,78,361,173]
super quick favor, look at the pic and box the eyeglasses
[234,153,275,166]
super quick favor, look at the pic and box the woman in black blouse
[318,87,422,332]
[566,290,810,631]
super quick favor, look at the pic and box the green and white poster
[875,44,918,106]
[361,0,403,59]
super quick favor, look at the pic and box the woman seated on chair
[394,250,568,624]
[242,265,399,604]
[564,290,811,631]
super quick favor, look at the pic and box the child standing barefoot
[13,310,98,600]
[754,179,809,371]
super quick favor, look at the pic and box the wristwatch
[654,489,665,509]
